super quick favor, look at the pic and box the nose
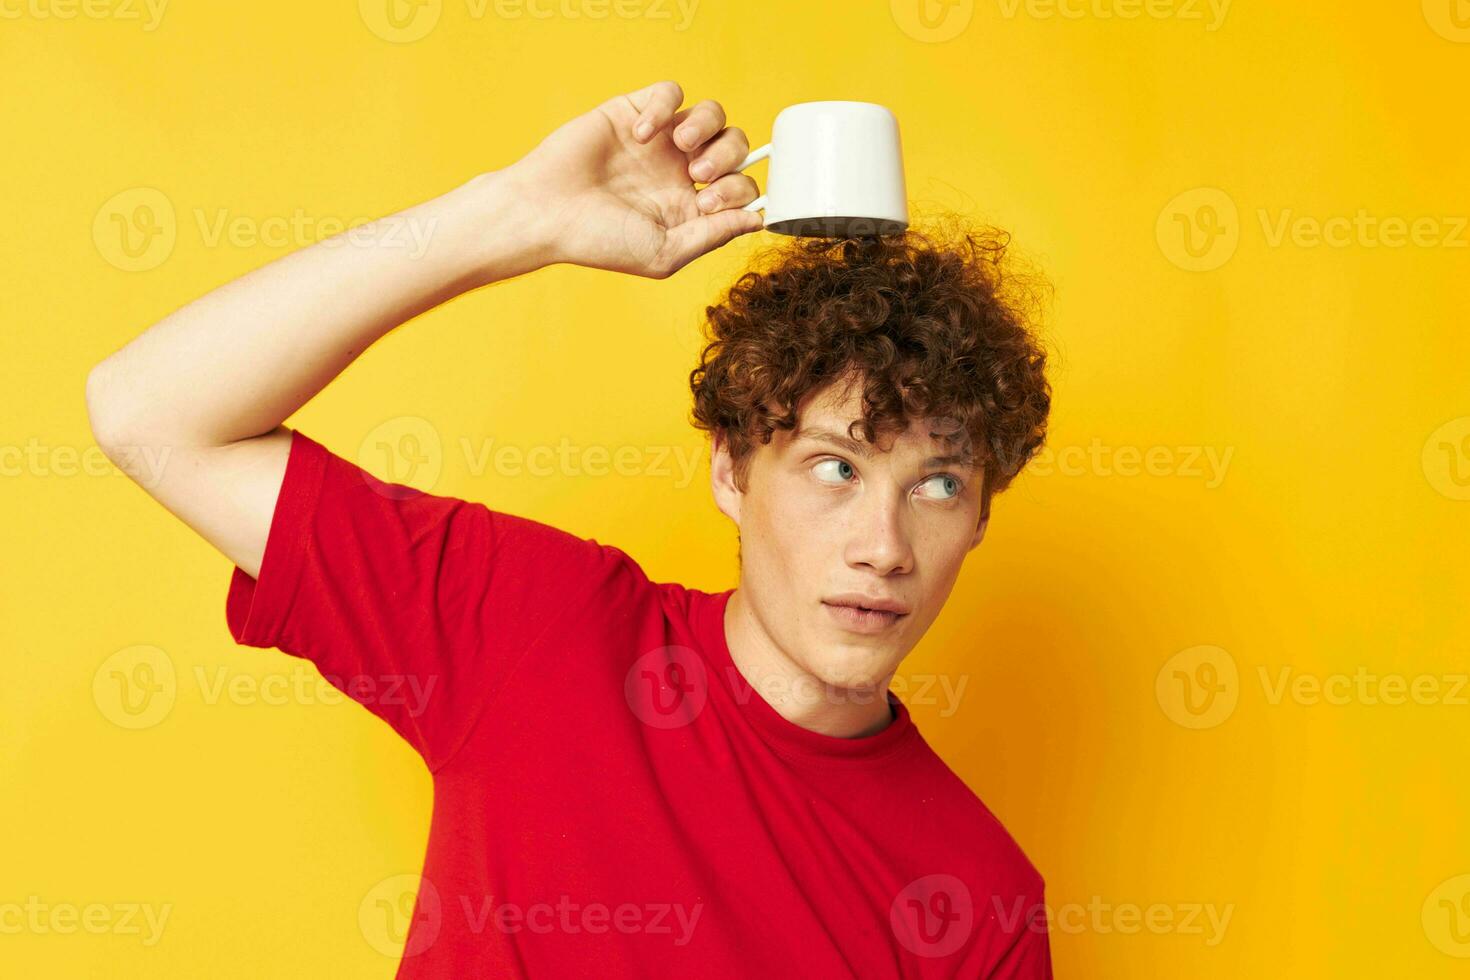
[844,489,915,576]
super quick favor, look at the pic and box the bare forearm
[81,82,761,578]
[86,167,549,450]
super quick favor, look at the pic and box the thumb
[662,208,765,271]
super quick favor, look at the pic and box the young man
[87,81,1054,978]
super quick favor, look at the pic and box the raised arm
[85,81,762,578]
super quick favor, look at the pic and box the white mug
[737,101,909,237]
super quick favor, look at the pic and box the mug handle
[737,142,772,212]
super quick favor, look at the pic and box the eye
[812,458,857,485]
[917,473,963,500]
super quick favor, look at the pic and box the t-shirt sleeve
[984,882,1053,979]
[225,428,630,771]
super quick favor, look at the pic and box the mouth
[821,598,910,634]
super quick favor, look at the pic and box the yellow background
[4,0,1468,975]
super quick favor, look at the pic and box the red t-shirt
[227,430,1052,978]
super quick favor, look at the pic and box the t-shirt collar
[693,587,918,767]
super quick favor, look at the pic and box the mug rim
[776,99,893,116]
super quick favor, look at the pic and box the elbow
[85,359,134,463]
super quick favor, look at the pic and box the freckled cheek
[772,511,828,574]
[910,523,974,584]
[918,516,971,552]
[759,480,835,580]
[918,537,974,615]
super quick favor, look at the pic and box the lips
[822,593,911,616]
[821,594,911,634]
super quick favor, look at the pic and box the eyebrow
[793,426,976,469]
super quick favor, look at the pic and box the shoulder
[476,510,709,649]
[905,733,1046,899]
[893,741,1051,969]
[879,736,1051,971]
[479,508,654,599]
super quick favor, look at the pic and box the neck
[723,587,896,739]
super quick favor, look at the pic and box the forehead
[787,378,971,457]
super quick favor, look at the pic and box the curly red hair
[688,218,1053,515]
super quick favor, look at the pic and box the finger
[688,126,751,183]
[664,208,765,272]
[668,99,727,154]
[695,173,760,213]
[627,80,685,143]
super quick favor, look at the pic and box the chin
[805,645,899,693]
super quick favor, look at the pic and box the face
[710,374,990,693]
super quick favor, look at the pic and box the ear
[969,489,990,551]
[709,431,743,526]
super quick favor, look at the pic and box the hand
[503,80,765,279]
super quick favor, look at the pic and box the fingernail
[697,190,717,210]
[675,126,693,148]
[635,120,652,140]
[692,160,713,180]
